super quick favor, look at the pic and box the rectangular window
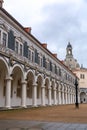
[46,62,49,70]
[59,68,61,76]
[41,58,43,67]
[55,65,57,74]
[0,30,1,44]
[50,61,52,71]
[83,74,85,79]
[80,74,85,79]
[38,56,40,65]
[20,44,23,55]
[2,32,7,46]
[15,41,19,54]
[28,49,31,60]
[32,52,34,62]
[43,56,46,68]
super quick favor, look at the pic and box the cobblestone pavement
[0,120,87,130]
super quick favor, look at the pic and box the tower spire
[0,0,4,8]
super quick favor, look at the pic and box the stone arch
[37,74,43,99]
[56,82,59,104]
[11,64,24,80]
[0,57,9,107]
[51,80,55,101]
[26,70,35,81]
[63,84,66,104]
[26,70,35,102]
[36,74,43,105]
[0,56,9,77]
[11,64,24,107]
[45,77,50,104]
[60,83,64,104]
[80,92,86,103]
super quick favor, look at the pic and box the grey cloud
[5,0,87,67]
[32,1,87,67]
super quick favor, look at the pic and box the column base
[5,106,12,109]
[21,106,27,108]
[32,105,38,107]
[41,104,46,107]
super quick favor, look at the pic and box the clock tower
[64,42,80,70]
[66,42,73,58]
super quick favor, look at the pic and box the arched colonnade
[0,57,75,108]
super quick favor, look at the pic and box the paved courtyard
[0,104,87,129]
[0,120,87,130]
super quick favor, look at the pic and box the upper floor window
[15,39,23,56]
[32,51,34,62]
[20,44,23,55]
[0,29,8,47]
[38,56,40,66]
[0,30,1,44]
[3,32,7,46]
[28,49,31,61]
[59,68,61,76]
[28,48,34,63]
[15,41,18,54]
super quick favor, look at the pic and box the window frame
[15,38,23,56]
[0,28,8,47]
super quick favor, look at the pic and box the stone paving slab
[0,120,87,130]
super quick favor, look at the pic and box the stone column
[68,92,70,104]
[78,91,80,103]
[71,93,73,104]
[65,91,67,104]
[62,91,65,104]
[5,77,12,108]
[48,87,52,105]
[73,93,75,103]
[21,81,27,108]
[33,84,37,107]
[54,88,57,105]
[70,91,72,104]
[73,93,74,103]
[70,93,71,104]
[41,86,45,106]
[58,91,61,104]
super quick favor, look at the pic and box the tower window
[80,74,85,79]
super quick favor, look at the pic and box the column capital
[33,84,37,87]
[53,88,56,91]
[5,77,12,81]
[41,86,45,88]
[48,87,52,90]
[21,80,27,84]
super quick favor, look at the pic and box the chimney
[53,53,57,58]
[0,0,4,8]
[24,27,32,33]
[42,43,47,49]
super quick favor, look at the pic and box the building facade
[0,1,76,109]
[73,68,87,103]
[64,42,87,103]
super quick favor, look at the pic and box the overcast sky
[3,0,87,68]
